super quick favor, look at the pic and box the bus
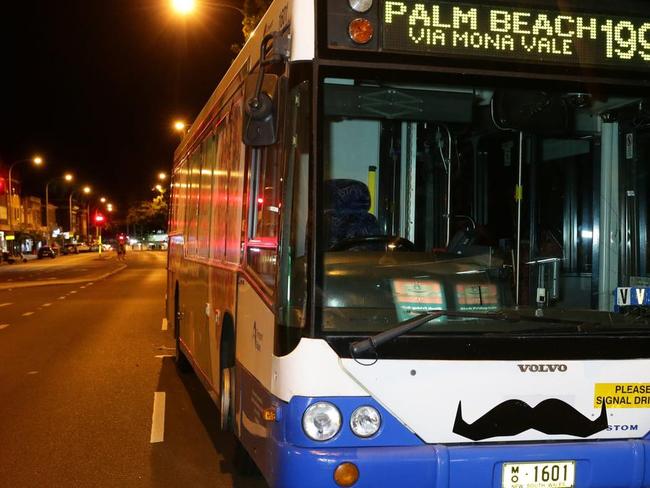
[166,0,650,486]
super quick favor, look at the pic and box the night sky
[0,0,244,216]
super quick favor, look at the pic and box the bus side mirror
[243,73,280,147]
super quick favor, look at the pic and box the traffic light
[94,212,106,227]
[117,233,126,244]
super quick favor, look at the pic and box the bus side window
[247,142,283,290]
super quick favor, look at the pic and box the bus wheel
[220,365,235,431]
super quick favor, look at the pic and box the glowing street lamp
[45,172,74,240]
[171,0,196,15]
[100,197,107,204]
[169,0,244,17]
[8,155,44,229]
[158,172,168,181]
[173,120,188,137]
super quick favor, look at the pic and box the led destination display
[382,1,650,70]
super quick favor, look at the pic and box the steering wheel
[329,235,416,252]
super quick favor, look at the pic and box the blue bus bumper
[270,438,650,488]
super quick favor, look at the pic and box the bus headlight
[348,0,372,13]
[350,406,381,438]
[302,402,342,441]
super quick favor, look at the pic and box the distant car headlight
[350,406,381,438]
[302,402,342,441]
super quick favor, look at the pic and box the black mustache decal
[453,398,608,441]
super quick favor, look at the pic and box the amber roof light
[348,18,374,44]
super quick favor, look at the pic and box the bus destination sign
[382,1,650,70]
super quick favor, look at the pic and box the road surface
[0,250,268,488]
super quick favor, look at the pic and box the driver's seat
[324,179,379,250]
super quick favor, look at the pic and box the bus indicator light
[262,407,277,421]
[333,462,359,487]
[349,18,374,44]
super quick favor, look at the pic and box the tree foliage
[126,195,168,235]
[242,0,273,40]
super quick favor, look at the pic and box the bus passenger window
[247,146,282,290]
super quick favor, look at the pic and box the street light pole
[68,191,75,237]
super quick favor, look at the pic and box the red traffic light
[94,212,106,226]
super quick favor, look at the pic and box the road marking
[22,312,34,317]
[79,285,86,289]
[0,303,12,308]
[57,296,66,300]
[42,303,52,307]
[27,371,38,375]
[161,318,168,331]
[87,282,94,286]
[154,355,175,359]
[150,392,166,443]
[0,324,9,330]
[69,291,77,294]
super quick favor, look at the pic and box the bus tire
[220,365,235,431]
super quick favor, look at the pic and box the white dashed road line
[150,392,166,443]
[161,318,168,331]
[0,303,12,308]
[43,303,52,307]
[22,312,34,317]
[0,324,9,330]
[57,296,66,300]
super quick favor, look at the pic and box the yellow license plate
[502,461,575,488]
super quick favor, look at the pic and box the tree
[231,0,272,53]
[126,195,168,237]
[242,0,272,40]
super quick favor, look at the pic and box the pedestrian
[117,242,126,261]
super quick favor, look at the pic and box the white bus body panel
[271,338,367,400]
[341,358,650,443]
[290,0,315,61]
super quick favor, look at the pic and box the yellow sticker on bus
[594,383,650,408]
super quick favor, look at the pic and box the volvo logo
[518,364,568,373]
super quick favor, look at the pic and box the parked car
[61,244,78,255]
[37,246,56,259]
[76,244,91,252]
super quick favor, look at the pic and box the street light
[69,186,91,240]
[45,172,74,242]
[100,197,107,204]
[158,172,168,181]
[7,156,44,230]
[170,0,245,16]
[171,0,196,15]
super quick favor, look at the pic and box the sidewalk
[0,254,127,290]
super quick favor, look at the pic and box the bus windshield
[319,76,650,334]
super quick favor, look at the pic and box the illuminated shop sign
[382,1,650,70]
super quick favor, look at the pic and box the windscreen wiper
[349,310,586,356]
